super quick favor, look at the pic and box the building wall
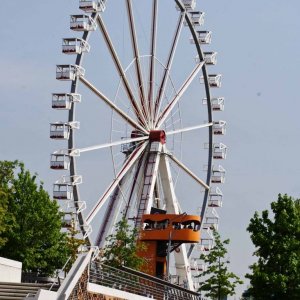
[0,256,22,283]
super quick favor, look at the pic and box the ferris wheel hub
[149,130,166,144]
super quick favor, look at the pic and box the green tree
[197,230,243,299]
[0,161,18,247]
[246,194,300,299]
[0,160,69,276]
[100,218,147,271]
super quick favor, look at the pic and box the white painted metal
[70,15,97,31]
[156,61,205,128]
[62,38,90,54]
[190,31,212,44]
[213,120,226,135]
[70,136,148,156]
[50,122,79,140]
[202,97,225,111]
[166,122,212,136]
[204,142,227,159]
[201,74,222,88]
[50,153,70,170]
[159,147,194,290]
[86,142,148,225]
[56,64,85,80]
[79,0,106,13]
[167,152,210,190]
[52,0,225,293]
[208,187,223,207]
[185,11,205,26]
[176,0,196,11]
[135,142,162,226]
[211,165,226,184]
[52,93,81,110]
[79,76,148,134]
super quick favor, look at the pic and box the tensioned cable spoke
[71,136,148,155]
[125,0,148,121]
[79,76,148,134]
[86,142,148,225]
[156,62,205,128]
[164,150,210,190]
[148,0,158,126]
[96,15,148,127]
[153,12,185,123]
[166,123,213,136]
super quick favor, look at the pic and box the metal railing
[89,262,203,300]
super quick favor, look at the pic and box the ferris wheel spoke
[70,136,148,155]
[166,123,213,136]
[153,11,185,123]
[156,61,205,128]
[148,0,158,126]
[86,142,148,225]
[96,15,148,127]
[79,76,148,134]
[125,0,148,121]
[164,149,210,190]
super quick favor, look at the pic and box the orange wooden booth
[137,213,201,279]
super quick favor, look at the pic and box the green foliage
[0,160,69,276]
[65,219,87,272]
[197,230,243,299]
[246,194,300,299]
[100,218,147,271]
[0,161,18,247]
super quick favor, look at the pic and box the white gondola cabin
[50,123,71,139]
[53,184,73,200]
[182,0,196,10]
[208,187,223,207]
[185,11,205,26]
[204,142,227,159]
[61,213,75,228]
[50,153,70,170]
[62,38,90,54]
[70,15,97,31]
[79,0,106,13]
[203,217,219,231]
[53,175,82,200]
[190,31,212,45]
[56,65,85,81]
[211,165,226,184]
[203,51,217,65]
[201,74,222,88]
[195,51,217,65]
[213,143,227,159]
[212,120,226,135]
[52,93,81,110]
[202,97,225,111]
[200,238,213,251]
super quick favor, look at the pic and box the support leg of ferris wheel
[159,145,194,290]
[135,141,163,227]
[95,175,127,248]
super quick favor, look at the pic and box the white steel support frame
[135,142,163,227]
[159,146,194,290]
[51,0,226,291]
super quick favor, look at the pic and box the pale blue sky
[1,1,300,298]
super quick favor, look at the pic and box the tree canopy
[0,160,69,276]
[246,194,300,299]
[197,230,243,299]
[100,218,147,271]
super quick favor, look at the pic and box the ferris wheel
[50,0,226,291]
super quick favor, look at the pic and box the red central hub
[149,130,166,144]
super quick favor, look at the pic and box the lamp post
[166,212,187,282]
